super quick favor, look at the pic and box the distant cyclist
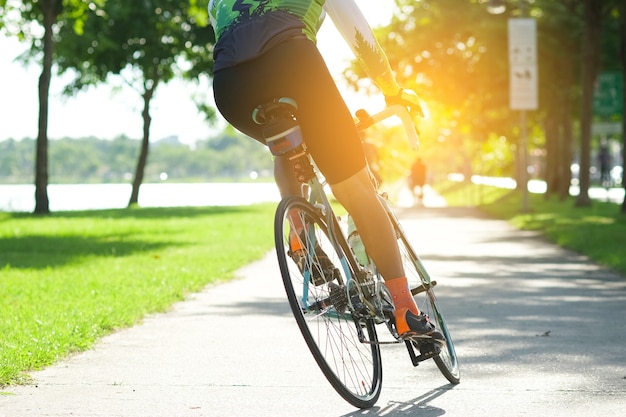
[208,0,443,342]
[599,144,611,187]
[410,157,427,203]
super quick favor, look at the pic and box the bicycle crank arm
[355,323,405,345]
[411,280,437,296]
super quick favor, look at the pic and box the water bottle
[347,215,370,266]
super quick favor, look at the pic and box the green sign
[593,71,624,116]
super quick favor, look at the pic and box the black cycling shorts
[212,36,366,185]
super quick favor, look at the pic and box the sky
[0,1,394,145]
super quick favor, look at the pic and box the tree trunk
[559,102,574,201]
[558,41,576,202]
[128,82,157,207]
[576,0,603,207]
[619,1,626,213]
[544,110,558,198]
[34,0,57,215]
[558,51,575,202]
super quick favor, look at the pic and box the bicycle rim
[275,197,383,409]
[396,226,461,384]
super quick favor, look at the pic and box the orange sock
[289,231,304,252]
[386,277,420,335]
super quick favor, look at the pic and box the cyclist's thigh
[213,37,366,184]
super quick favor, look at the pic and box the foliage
[346,0,624,206]
[49,0,215,206]
[54,0,213,92]
[348,0,519,186]
[0,133,274,184]
[0,203,275,386]
[0,0,100,39]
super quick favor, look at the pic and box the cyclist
[208,0,443,343]
[410,157,427,203]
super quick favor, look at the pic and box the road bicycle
[253,98,461,409]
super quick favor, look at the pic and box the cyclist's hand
[385,88,424,118]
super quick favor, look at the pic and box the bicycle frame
[298,171,360,315]
[295,104,421,340]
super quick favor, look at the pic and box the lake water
[0,182,282,212]
[2,180,623,213]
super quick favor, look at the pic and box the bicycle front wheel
[394,220,461,385]
[275,196,383,409]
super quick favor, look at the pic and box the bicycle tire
[392,216,461,384]
[275,196,383,409]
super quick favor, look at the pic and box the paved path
[2,199,625,416]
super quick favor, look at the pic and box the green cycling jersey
[209,0,325,43]
[208,0,402,97]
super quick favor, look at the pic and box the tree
[347,0,623,210]
[0,0,102,214]
[54,0,214,207]
[618,1,626,213]
[353,0,523,183]
[535,0,581,201]
[574,0,601,206]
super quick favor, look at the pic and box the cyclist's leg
[330,169,441,340]
[330,168,402,278]
[274,154,301,197]
[274,154,309,260]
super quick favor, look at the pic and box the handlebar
[355,104,420,151]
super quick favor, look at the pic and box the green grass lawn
[0,204,276,387]
[434,180,626,277]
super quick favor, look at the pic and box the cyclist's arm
[323,0,401,97]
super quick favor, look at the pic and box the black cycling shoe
[398,309,445,344]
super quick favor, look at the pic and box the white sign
[508,18,538,110]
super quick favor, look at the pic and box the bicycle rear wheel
[275,196,383,409]
[393,218,461,384]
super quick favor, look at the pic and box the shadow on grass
[0,234,175,269]
[15,204,275,220]
[1,204,276,270]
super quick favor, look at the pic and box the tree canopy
[348,0,624,209]
[53,0,215,206]
[0,132,273,184]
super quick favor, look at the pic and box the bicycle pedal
[411,342,441,363]
[418,342,441,359]
[405,339,440,366]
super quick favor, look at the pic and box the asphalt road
[2,201,625,416]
